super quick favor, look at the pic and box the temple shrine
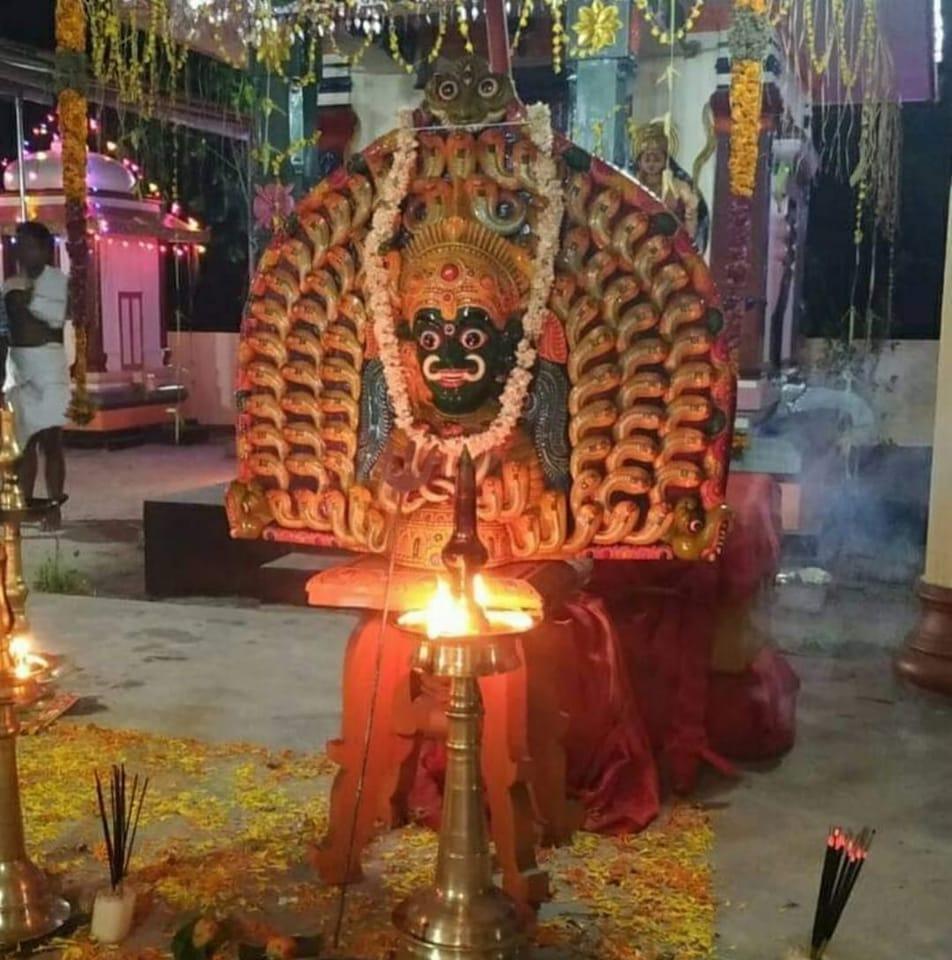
[0,1,947,959]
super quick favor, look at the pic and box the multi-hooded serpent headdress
[228,56,736,569]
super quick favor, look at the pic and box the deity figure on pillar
[227,55,735,569]
[630,120,710,253]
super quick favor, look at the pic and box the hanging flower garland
[364,104,564,460]
[85,0,581,85]
[801,0,833,75]
[634,0,706,44]
[767,0,793,26]
[56,0,94,424]
[509,0,535,54]
[728,0,770,198]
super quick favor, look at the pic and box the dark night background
[0,0,950,342]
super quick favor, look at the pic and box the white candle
[90,885,136,944]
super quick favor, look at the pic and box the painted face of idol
[411,306,520,416]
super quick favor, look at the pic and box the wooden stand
[309,559,587,909]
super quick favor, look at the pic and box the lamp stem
[0,402,70,944]
[0,712,26,863]
[4,523,28,638]
[434,676,493,901]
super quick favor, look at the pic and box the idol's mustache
[422,354,486,385]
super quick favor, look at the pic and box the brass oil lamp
[392,448,536,960]
[0,402,70,944]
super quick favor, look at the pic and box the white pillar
[897,185,952,695]
[923,185,952,587]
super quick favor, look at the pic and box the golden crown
[399,215,532,326]
[631,119,679,160]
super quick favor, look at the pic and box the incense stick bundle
[94,765,149,892]
[809,825,874,959]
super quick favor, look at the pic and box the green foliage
[813,305,896,384]
[33,548,92,596]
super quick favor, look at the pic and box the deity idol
[630,120,710,252]
[228,56,735,569]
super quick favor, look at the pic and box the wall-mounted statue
[227,55,735,568]
[630,120,710,253]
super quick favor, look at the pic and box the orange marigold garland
[728,59,762,197]
[55,0,85,48]
[728,0,770,198]
[56,0,94,424]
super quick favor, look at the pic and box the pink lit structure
[0,144,209,435]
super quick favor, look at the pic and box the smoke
[765,409,930,586]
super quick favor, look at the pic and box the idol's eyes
[436,78,459,102]
[459,327,489,350]
[418,329,442,351]
[478,76,500,99]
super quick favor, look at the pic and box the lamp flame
[9,634,48,681]
[399,575,535,640]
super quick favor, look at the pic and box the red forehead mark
[441,263,460,282]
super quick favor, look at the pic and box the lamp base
[895,579,952,696]
[0,857,70,946]
[393,885,527,960]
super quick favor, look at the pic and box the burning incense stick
[94,765,149,892]
[810,827,842,952]
[810,826,874,959]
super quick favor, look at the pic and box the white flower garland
[365,103,564,460]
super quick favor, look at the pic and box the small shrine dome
[2,143,136,195]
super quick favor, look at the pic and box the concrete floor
[708,654,952,959]
[18,441,952,959]
[32,594,356,752]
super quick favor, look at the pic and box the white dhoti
[6,345,71,444]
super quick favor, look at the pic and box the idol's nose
[442,337,467,366]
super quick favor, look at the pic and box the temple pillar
[566,1,638,168]
[708,59,783,389]
[896,186,952,696]
[83,244,107,372]
[59,234,106,373]
[315,54,358,180]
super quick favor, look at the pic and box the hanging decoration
[727,0,770,198]
[767,0,793,26]
[775,0,899,237]
[571,0,623,57]
[508,0,535,54]
[83,0,573,85]
[633,0,706,45]
[57,0,94,426]
[252,182,296,233]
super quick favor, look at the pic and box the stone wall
[167,331,239,426]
